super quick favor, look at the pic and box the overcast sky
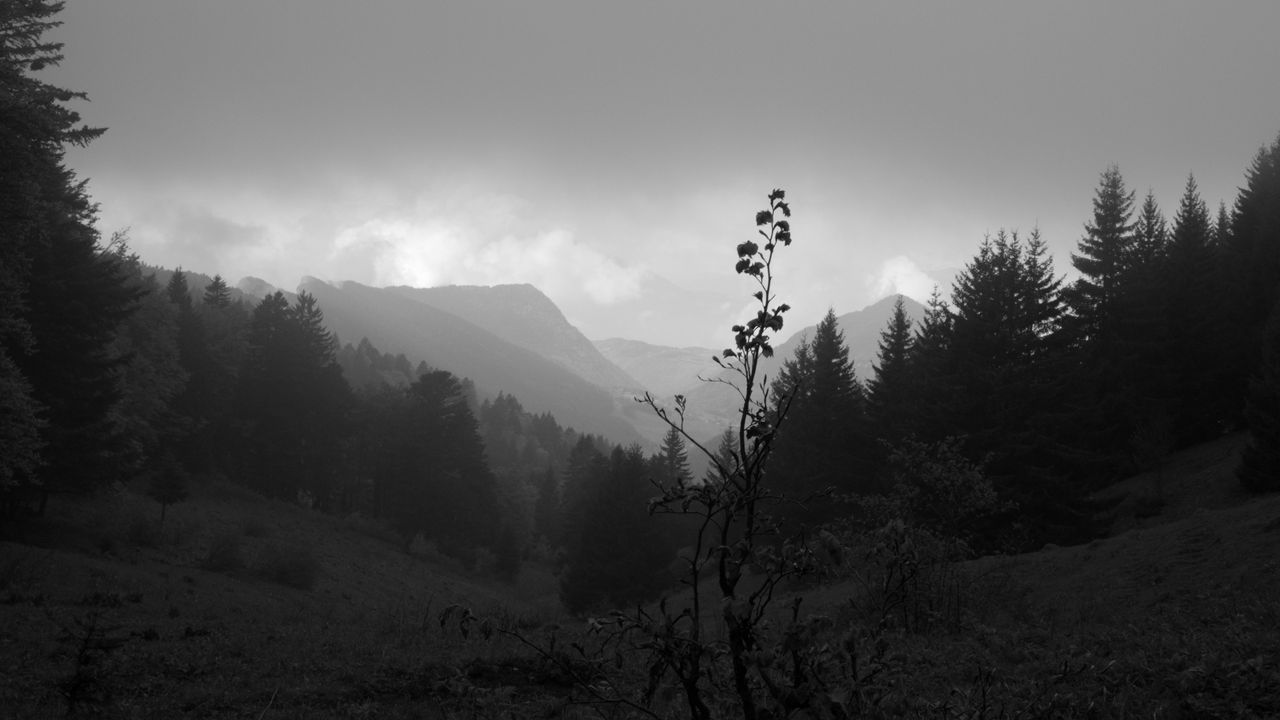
[48,1,1280,347]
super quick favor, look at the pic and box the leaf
[735,259,751,274]
[753,291,763,301]
[722,349,735,358]
[755,210,773,226]
[777,303,791,313]
[737,241,759,257]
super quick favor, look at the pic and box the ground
[2,434,1277,718]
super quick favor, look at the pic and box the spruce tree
[1164,175,1224,444]
[768,308,870,520]
[1068,165,1136,351]
[202,274,232,308]
[949,230,1077,547]
[867,295,914,451]
[905,286,954,443]
[656,425,691,484]
[1221,137,1280,418]
[1,1,140,501]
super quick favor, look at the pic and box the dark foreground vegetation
[4,2,1280,717]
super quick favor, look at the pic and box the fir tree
[867,295,914,450]
[769,308,871,519]
[655,425,691,484]
[1,1,140,501]
[1164,174,1225,443]
[202,274,232,308]
[1068,165,1135,361]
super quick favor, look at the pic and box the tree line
[764,147,1280,551]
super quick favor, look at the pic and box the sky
[47,1,1280,347]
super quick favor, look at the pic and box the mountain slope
[299,279,644,445]
[388,284,642,392]
[677,294,928,430]
[593,338,718,399]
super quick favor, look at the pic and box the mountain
[772,294,928,381]
[297,279,645,446]
[674,294,929,432]
[593,338,718,399]
[387,284,642,392]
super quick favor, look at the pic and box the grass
[1,433,1277,717]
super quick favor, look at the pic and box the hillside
[678,293,929,431]
[1,434,1277,717]
[299,278,645,446]
[0,479,566,718]
[389,284,643,392]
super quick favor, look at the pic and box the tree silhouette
[868,295,915,452]
[1,1,140,504]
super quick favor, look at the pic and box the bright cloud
[327,200,644,306]
[866,255,937,303]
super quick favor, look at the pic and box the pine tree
[202,274,232,308]
[1164,174,1225,444]
[867,295,914,450]
[949,229,1079,547]
[1131,190,1169,271]
[1221,136,1280,419]
[1116,190,1174,441]
[1068,166,1136,354]
[1,1,140,502]
[655,425,692,484]
[768,308,870,520]
[905,286,954,443]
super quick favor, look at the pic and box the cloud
[326,199,644,306]
[866,256,937,303]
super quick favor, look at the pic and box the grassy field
[2,435,1278,718]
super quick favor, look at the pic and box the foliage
[867,295,914,452]
[0,0,141,502]
[1238,298,1280,492]
[769,307,872,522]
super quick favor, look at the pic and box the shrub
[253,543,319,590]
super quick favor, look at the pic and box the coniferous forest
[4,2,1280,717]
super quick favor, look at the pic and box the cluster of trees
[1,2,139,511]
[766,144,1280,550]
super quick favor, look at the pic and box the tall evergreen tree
[1068,165,1136,352]
[948,230,1080,547]
[1221,136,1280,417]
[867,295,914,452]
[1,1,140,504]
[655,425,692,484]
[1164,174,1226,444]
[202,274,232,308]
[769,308,870,520]
[235,291,351,505]
[904,286,955,444]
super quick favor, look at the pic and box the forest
[4,2,1280,717]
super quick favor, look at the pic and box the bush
[203,532,245,572]
[253,543,319,590]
